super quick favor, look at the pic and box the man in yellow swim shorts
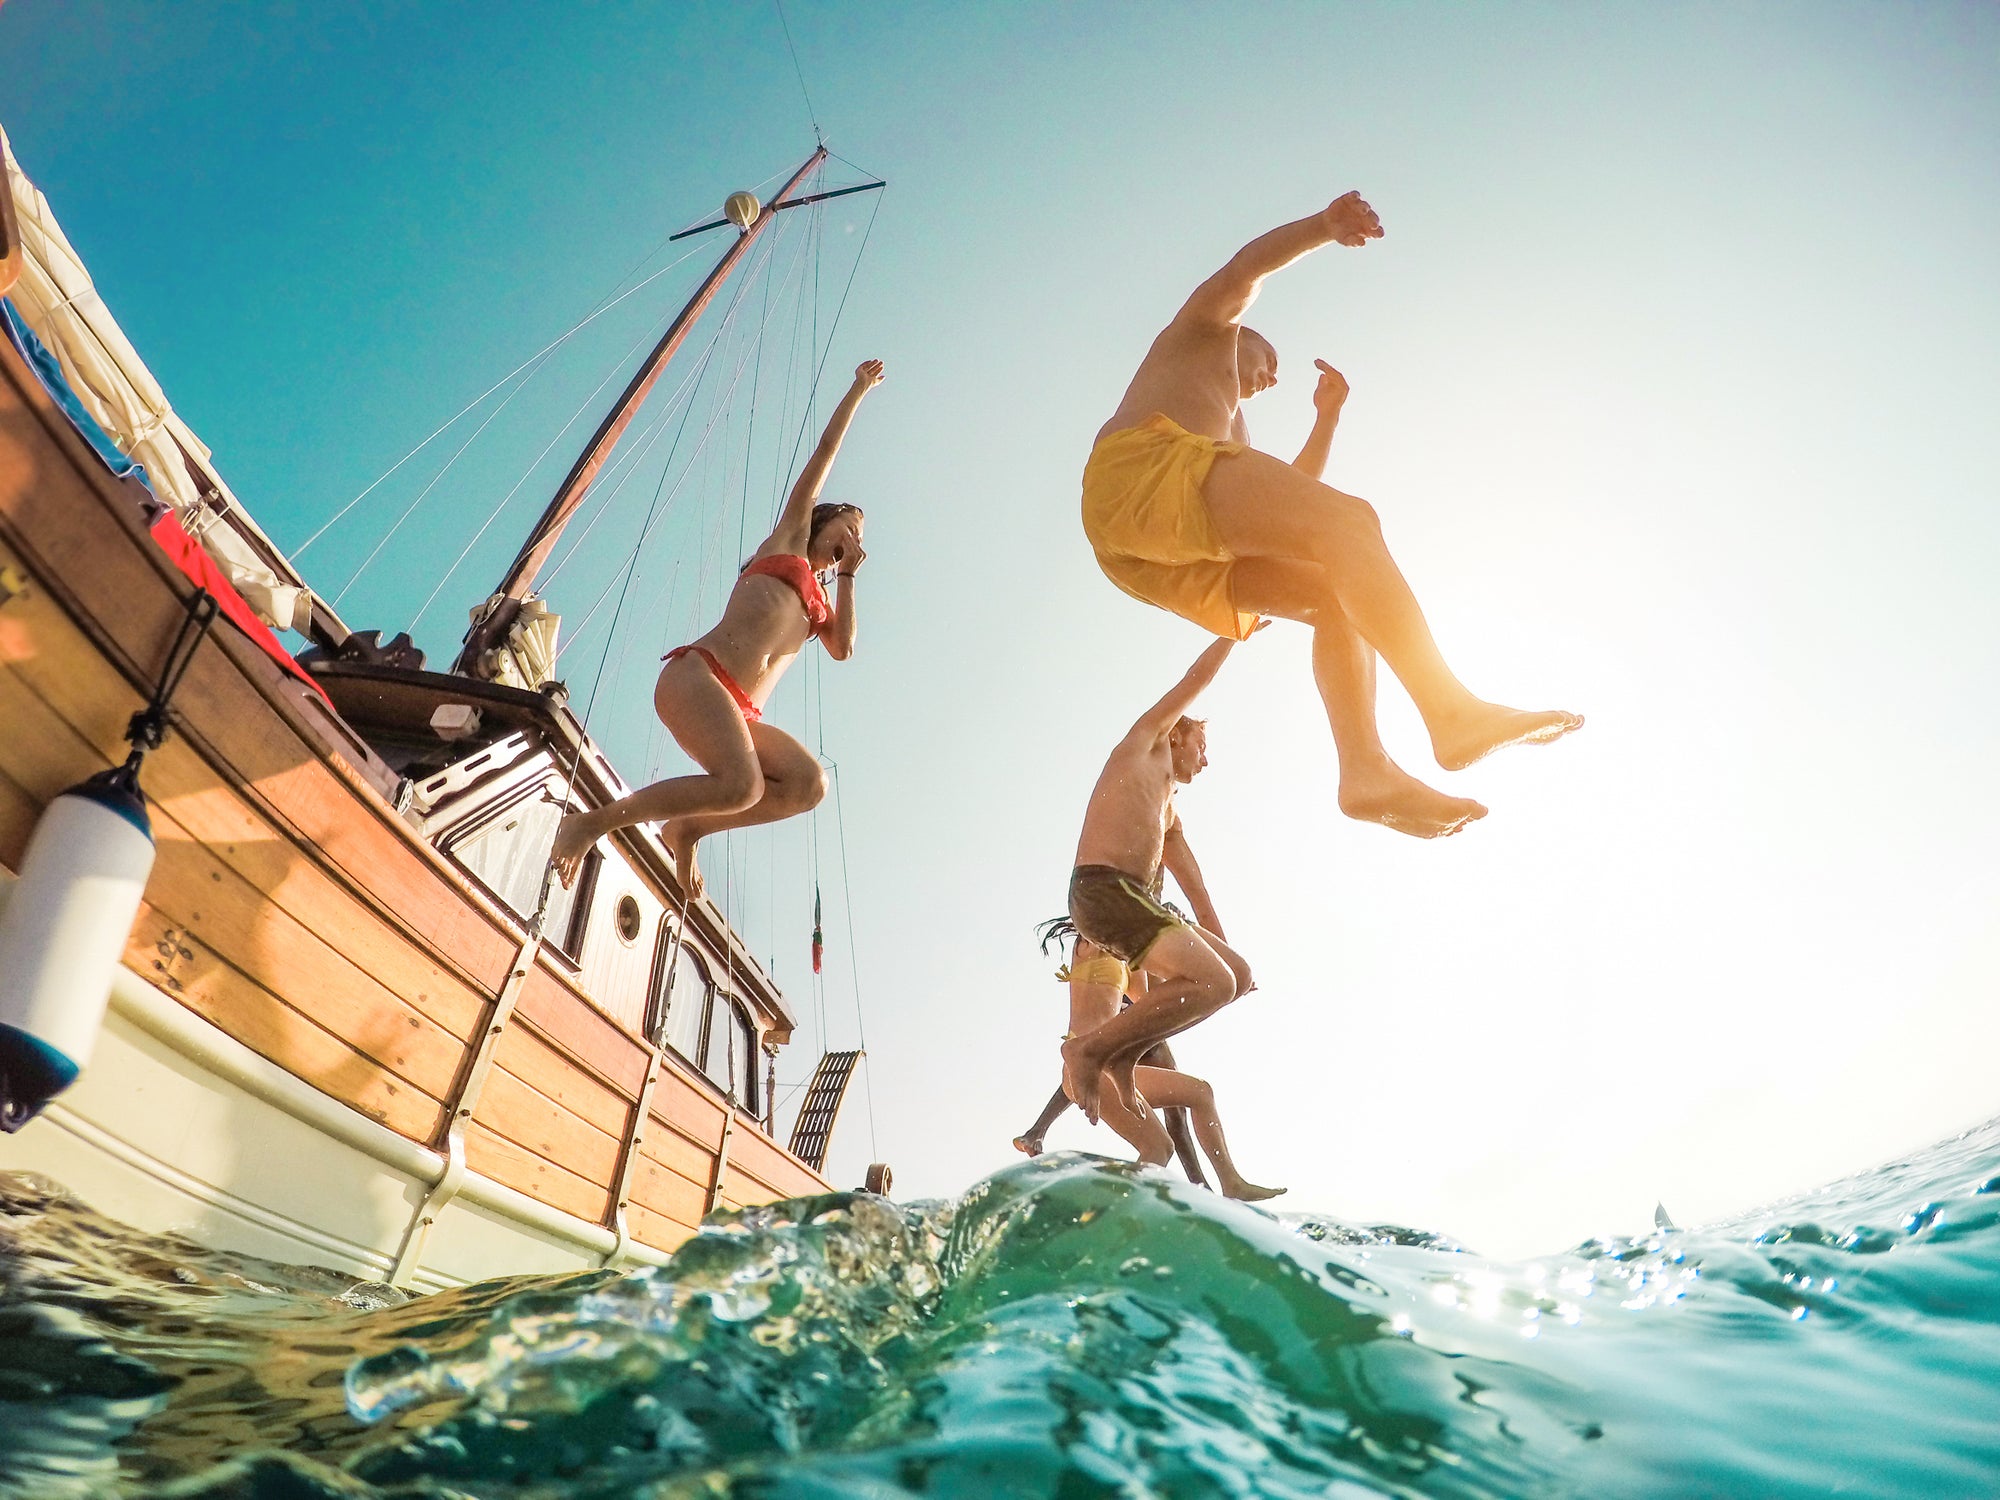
[1083,189,1583,838]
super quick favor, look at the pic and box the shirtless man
[1058,635,1279,1137]
[1015,817,1234,1185]
[1082,191,1581,838]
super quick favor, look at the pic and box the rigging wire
[537,221,802,596]
[825,751,877,1161]
[407,271,722,633]
[329,363,546,607]
[543,231,790,628]
[293,235,715,558]
[772,0,822,143]
[553,247,792,663]
[780,183,883,484]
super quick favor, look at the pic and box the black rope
[126,590,220,759]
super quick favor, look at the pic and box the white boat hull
[0,908,669,1291]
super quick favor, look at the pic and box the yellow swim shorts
[1080,412,1259,641]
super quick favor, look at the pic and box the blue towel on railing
[1,296,153,496]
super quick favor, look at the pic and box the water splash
[3,1119,1999,1497]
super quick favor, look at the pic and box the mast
[455,146,830,678]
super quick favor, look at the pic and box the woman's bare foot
[660,821,705,900]
[1338,762,1487,838]
[1431,704,1583,773]
[1221,1178,1287,1203]
[1012,1135,1044,1158]
[550,813,596,890]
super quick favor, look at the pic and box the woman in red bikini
[551,359,884,894]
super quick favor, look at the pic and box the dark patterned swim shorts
[1067,864,1185,965]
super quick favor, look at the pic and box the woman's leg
[1204,447,1580,771]
[1132,1065,1285,1202]
[550,654,762,886]
[1013,1084,1071,1156]
[657,720,827,896]
[1140,1041,1209,1187]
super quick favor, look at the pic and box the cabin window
[444,788,561,915]
[614,895,643,946]
[701,994,758,1111]
[555,849,599,961]
[658,940,711,1063]
[644,928,756,1111]
[441,783,589,946]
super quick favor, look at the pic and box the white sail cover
[468,593,561,690]
[2,126,320,635]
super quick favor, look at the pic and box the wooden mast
[454,145,828,678]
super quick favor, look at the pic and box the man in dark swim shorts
[1067,865,1185,969]
[1049,636,1282,1199]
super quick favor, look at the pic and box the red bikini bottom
[662,645,762,722]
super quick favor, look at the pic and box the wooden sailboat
[0,134,883,1290]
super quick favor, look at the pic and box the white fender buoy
[0,764,155,1131]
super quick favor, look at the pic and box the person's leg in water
[1232,560,1486,837]
[1142,1039,1209,1188]
[1062,924,1239,1124]
[1203,448,1581,776]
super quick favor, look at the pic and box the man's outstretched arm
[1130,636,1241,742]
[1177,192,1383,330]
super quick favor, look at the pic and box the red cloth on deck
[147,511,334,709]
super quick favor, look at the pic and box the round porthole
[615,894,643,945]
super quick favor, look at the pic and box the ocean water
[2,1121,1998,1499]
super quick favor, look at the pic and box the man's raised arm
[1130,635,1242,743]
[1293,359,1348,481]
[1176,192,1383,330]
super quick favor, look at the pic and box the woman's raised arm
[764,359,885,554]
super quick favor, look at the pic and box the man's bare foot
[1222,1179,1288,1203]
[1432,704,1584,773]
[550,813,596,890]
[1059,1035,1104,1123]
[1012,1135,1044,1158]
[661,821,705,900]
[1338,763,1488,839]
[1098,1054,1145,1123]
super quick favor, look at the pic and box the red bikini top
[742,553,833,628]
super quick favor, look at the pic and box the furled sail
[1,126,324,636]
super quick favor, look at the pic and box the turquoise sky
[5,2,1997,1255]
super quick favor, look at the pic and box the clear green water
[3,1120,1998,1497]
